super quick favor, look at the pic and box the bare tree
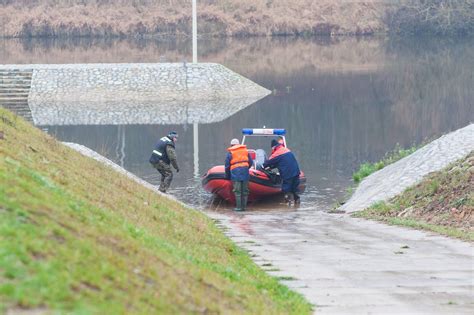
[387,0,474,35]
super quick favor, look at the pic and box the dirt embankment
[395,152,473,231]
[0,0,436,38]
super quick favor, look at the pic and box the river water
[2,36,473,210]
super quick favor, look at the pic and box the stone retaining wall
[0,63,270,125]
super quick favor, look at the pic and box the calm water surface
[2,36,473,210]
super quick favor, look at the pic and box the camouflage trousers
[151,161,173,193]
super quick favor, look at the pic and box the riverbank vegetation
[0,108,312,314]
[332,143,424,209]
[0,0,472,38]
[355,152,474,241]
[352,144,419,183]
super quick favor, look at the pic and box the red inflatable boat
[201,128,306,203]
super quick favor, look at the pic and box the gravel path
[340,123,474,213]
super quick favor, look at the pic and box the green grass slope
[0,108,311,314]
[355,152,473,242]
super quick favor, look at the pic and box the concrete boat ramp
[209,209,473,314]
[208,124,474,314]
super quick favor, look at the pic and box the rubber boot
[284,193,292,206]
[293,193,300,205]
[234,195,243,211]
[242,195,248,211]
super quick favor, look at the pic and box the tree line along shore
[0,0,472,38]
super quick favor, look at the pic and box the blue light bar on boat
[242,128,286,135]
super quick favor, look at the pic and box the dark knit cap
[271,139,279,148]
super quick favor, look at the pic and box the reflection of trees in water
[4,36,471,85]
[212,37,388,76]
[3,36,471,80]
[1,36,388,74]
[0,37,190,64]
[383,38,473,140]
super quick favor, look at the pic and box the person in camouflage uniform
[149,131,180,193]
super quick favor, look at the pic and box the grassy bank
[354,152,474,242]
[0,108,312,314]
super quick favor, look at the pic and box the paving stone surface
[208,209,473,314]
[340,123,474,213]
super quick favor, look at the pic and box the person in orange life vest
[263,139,301,204]
[225,138,253,211]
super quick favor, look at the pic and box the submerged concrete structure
[0,63,271,125]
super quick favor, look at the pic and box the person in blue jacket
[263,139,301,204]
[225,138,253,211]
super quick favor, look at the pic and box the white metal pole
[192,0,198,63]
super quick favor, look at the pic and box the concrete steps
[0,88,31,93]
[0,69,33,122]
[0,92,30,97]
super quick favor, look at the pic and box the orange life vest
[228,144,250,170]
[269,144,291,159]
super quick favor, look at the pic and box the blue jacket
[225,152,253,181]
[263,145,300,180]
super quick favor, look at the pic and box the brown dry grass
[0,0,386,38]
